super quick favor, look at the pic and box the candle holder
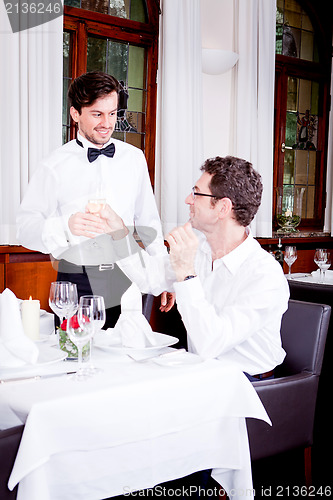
[275,186,305,234]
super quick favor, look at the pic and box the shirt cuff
[174,276,205,304]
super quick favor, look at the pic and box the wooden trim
[0,246,42,254]
[257,236,333,248]
[145,38,158,187]
[0,263,4,291]
[64,6,159,35]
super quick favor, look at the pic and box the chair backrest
[279,299,330,376]
[0,425,24,500]
[142,293,154,321]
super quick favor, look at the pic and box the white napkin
[311,269,333,283]
[0,289,39,367]
[114,284,159,348]
[39,310,55,337]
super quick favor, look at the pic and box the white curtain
[0,4,63,244]
[155,0,204,236]
[232,0,276,237]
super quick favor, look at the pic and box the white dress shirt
[16,134,166,262]
[118,230,290,375]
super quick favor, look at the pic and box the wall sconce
[202,48,239,75]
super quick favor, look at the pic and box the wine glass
[314,249,330,283]
[284,246,297,278]
[321,252,331,283]
[67,305,94,381]
[87,198,106,216]
[79,295,106,374]
[49,281,78,329]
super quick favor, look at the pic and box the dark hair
[200,156,263,227]
[68,71,120,114]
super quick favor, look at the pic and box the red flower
[60,315,89,330]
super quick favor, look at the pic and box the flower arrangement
[57,316,90,360]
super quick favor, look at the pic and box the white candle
[22,296,40,341]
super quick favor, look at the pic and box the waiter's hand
[159,291,175,312]
[99,204,129,240]
[68,212,106,238]
[166,222,198,282]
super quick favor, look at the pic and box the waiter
[16,71,173,327]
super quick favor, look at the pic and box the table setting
[0,284,271,500]
[286,247,333,285]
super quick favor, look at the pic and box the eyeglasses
[191,187,218,200]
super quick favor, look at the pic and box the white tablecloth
[0,345,270,500]
[289,270,333,284]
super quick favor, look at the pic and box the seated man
[93,156,290,380]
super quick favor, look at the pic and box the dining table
[287,270,333,285]
[0,327,270,500]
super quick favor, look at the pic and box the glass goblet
[87,198,106,216]
[314,249,330,283]
[321,252,331,283]
[314,249,328,283]
[49,281,78,330]
[67,306,94,381]
[284,246,297,278]
[79,295,106,374]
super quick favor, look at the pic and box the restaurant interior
[1,0,333,498]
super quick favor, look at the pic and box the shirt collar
[221,228,258,275]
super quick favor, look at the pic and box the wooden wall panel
[6,261,57,312]
[0,263,4,292]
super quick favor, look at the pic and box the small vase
[58,327,90,361]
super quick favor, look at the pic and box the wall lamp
[202,48,239,75]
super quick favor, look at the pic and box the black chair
[142,293,154,322]
[246,299,330,487]
[0,425,24,500]
[288,280,333,485]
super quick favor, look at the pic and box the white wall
[200,0,236,160]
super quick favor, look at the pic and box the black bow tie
[76,138,116,163]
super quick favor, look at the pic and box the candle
[21,296,40,341]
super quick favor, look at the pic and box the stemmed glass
[321,252,331,283]
[79,295,106,374]
[284,246,297,278]
[314,249,331,283]
[67,305,94,381]
[49,281,78,331]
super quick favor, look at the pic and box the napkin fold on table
[311,269,333,283]
[0,288,39,367]
[113,283,159,348]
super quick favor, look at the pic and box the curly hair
[68,71,120,114]
[200,156,263,227]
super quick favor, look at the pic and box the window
[274,0,331,231]
[62,0,160,186]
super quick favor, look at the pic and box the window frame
[273,0,332,232]
[63,1,160,187]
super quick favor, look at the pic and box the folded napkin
[0,289,39,367]
[40,310,55,337]
[311,269,333,283]
[114,284,159,348]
